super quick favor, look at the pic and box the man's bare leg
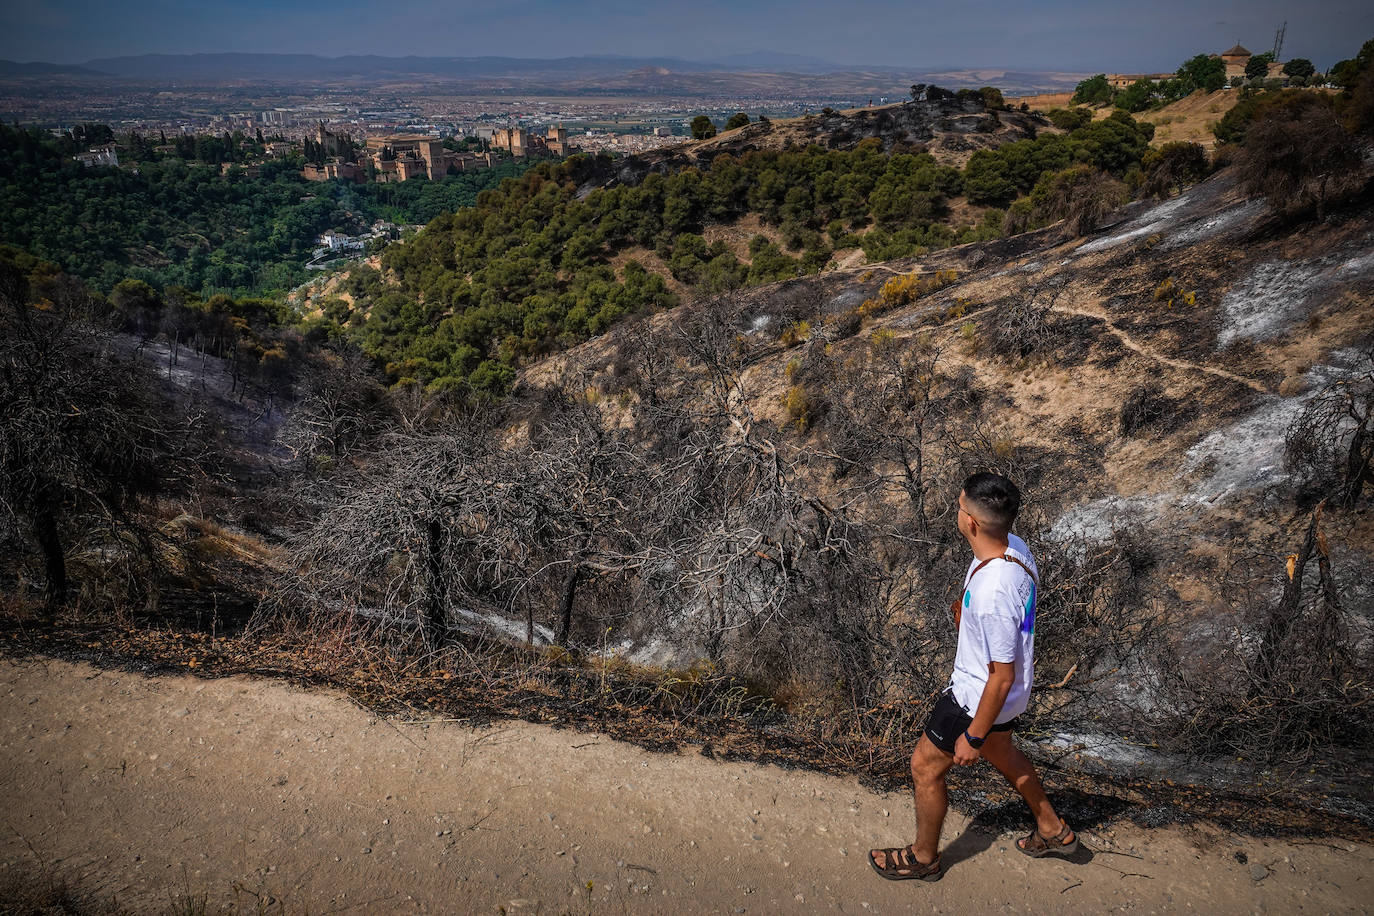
[980,731,1071,842]
[869,733,954,870]
[911,733,955,863]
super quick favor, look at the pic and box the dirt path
[2,658,1369,915]
[1049,302,1270,393]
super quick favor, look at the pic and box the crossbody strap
[999,554,1039,587]
[952,552,1038,619]
[965,553,1039,590]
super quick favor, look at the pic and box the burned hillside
[588,96,1054,191]
[5,73,1374,831]
[261,165,1374,805]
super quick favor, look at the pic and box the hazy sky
[7,0,1369,70]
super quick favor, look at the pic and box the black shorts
[922,690,1016,754]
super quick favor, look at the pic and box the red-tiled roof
[1222,44,1252,57]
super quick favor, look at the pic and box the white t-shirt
[949,533,1039,724]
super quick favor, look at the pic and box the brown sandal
[1016,820,1079,858]
[868,845,943,881]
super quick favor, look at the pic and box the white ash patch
[890,302,946,328]
[1076,195,1190,254]
[825,288,868,313]
[1178,352,1364,505]
[451,607,555,646]
[1017,260,1045,273]
[1178,397,1298,505]
[1040,730,1175,770]
[620,637,696,668]
[1337,250,1374,278]
[1050,351,1367,537]
[748,314,774,335]
[1047,494,1167,545]
[1159,199,1267,250]
[1218,248,1374,346]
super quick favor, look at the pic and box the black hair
[962,472,1021,535]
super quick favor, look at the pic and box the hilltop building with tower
[1217,43,1284,80]
[1106,39,1288,92]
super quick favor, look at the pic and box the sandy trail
[2,658,1369,915]
[1048,302,1269,394]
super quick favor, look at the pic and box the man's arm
[953,661,1014,765]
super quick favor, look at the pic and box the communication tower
[1272,21,1286,60]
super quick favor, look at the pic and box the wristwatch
[963,730,985,749]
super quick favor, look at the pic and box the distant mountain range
[0,60,101,77]
[76,53,725,80]
[0,53,1088,95]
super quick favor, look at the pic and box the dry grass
[702,214,777,264]
[1005,91,1075,111]
[1137,91,1243,150]
[607,246,686,298]
[1004,90,1244,150]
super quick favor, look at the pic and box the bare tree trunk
[555,534,592,646]
[1255,504,1322,684]
[556,562,582,647]
[33,506,67,607]
[1341,418,1369,509]
[1314,540,1349,678]
[424,518,446,641]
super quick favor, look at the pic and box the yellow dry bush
[779,320,811,347]
[782,384,813,431]
[960,320,978,353]
[868,328,896,352]
[865,269,964,322]
[784,358,801,381]
[942,302,967,321]
[879,272,924,306]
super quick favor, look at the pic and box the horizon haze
[5,0,1369,72]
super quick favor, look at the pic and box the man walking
[869,472,1077,881]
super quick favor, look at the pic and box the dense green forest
[338,111,1155,393]
[1,109,1159,395]
[0,123,534,296]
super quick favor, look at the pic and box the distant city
[0,76,898,141]
[0,54,1080,163]
[3,83,880,165]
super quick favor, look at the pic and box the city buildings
[490,125,574,157]
[73,144,118,167]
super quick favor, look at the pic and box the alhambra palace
[303,123,574,183]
